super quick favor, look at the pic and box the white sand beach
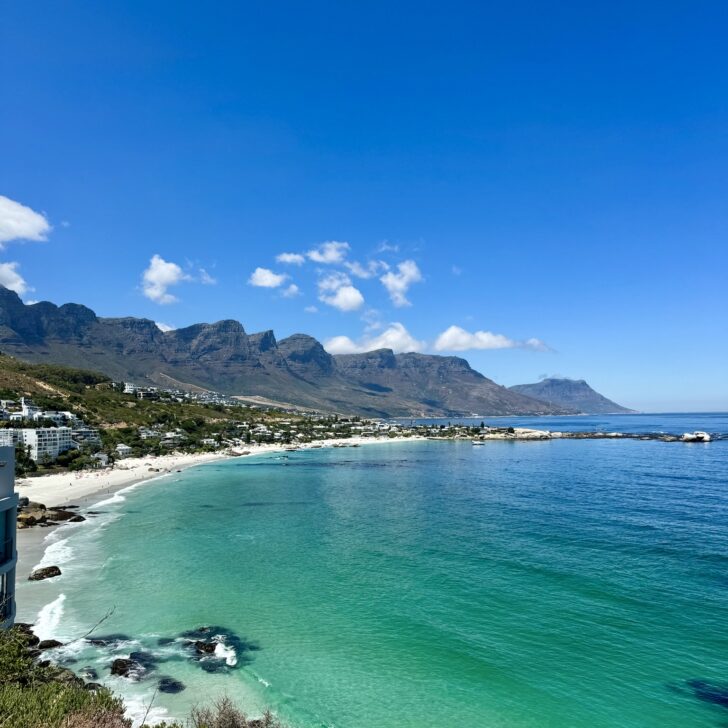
[14,436,425,508]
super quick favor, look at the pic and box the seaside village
[0,383,475,473]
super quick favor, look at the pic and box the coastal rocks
[158,676,186,693]
[110,658,135,677]
[87,633,132,648]
[110,651,159,680]
[79,667,99,681]
[38,639,64,650]
[194,640,217,654]
[28,565,62,581]
[14,623,40,646]
[17,502,88,529]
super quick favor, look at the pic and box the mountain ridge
[0,285,572,417]
[509,378,633,414]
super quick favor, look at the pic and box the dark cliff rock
[0,284,571,417]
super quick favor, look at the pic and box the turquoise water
[16,416,728,727]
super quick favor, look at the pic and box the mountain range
[0,285,628,417]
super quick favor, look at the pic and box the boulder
[38,639,63,650]
[110,658,135,677]
[28,566,62,581]
[68,515,86,523]
[47,509,78,522]
[158,676,186,694]
[194,640,217,654]
[85,682,103,691]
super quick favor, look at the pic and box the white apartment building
[0,446,18,629]
[20,427,74,462]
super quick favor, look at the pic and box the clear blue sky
[1,1,726,411]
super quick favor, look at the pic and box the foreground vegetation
[0,626,285,727]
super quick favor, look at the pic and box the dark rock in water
[38,639,63,650]
[129,651,159,671]
[87,633,132,647]
[687,680,728,708]
[110,658,135,677]
[28,566,62,581]
[158,676,186,694]
[157,637,175,646]
[85,682,103,691]
[37,660,51,668]
[80,667,98,681]
[194,640,217,655]
[47,508,79,522]
[68,515,86,523]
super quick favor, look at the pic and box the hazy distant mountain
[0,285,572,417]
[509,378,634,414]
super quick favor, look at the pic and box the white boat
[681,431,712,442]
[472,440,485,446]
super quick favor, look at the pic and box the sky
[1,1,727,412]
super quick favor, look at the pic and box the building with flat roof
[21,427,74,463]
[0,446,18,629]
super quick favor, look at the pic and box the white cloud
[434,325,549,352]
[324,323,425,355]
[141,254,191,304]
[307,240,350,264]
[156,322,175,332]
[282,283,300,298]
[0,195,52,247]
[380,259,423,307]
[276,252,305,265]
[199,268,217,285]
[304,305,318,313]
[377,241,399,253]
[0,261,31,295]
[248,267,288,288]
[345,259,388,279]
[318,271,351,292]
[320,285,364,311]
[317,271,364,311]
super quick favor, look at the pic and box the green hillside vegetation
[0,353,304,472]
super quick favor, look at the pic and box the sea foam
[34,593,66,641]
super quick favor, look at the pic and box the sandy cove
[14,436,426,509]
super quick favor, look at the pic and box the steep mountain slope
[509,378,634,414]
[0,286,571,416]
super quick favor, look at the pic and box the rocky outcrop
[28,565,62,581]
[17,502,86,530]
[110,658,135,677]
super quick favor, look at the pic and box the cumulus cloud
[307,240,350,264]
[248,267,288,288]
[276,252,305,265]
[141,255,191,304]
[434,325,549,352]
[320,285,364,311]
[0,195,52,248]
[380,260,422,307]
[155,322,175,332]
[317,271,364,311]
[324,323,425,355]
[304,305,318,313]
[282,283,300,298]
[0,261,31,295]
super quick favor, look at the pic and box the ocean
[15,414,728,727]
